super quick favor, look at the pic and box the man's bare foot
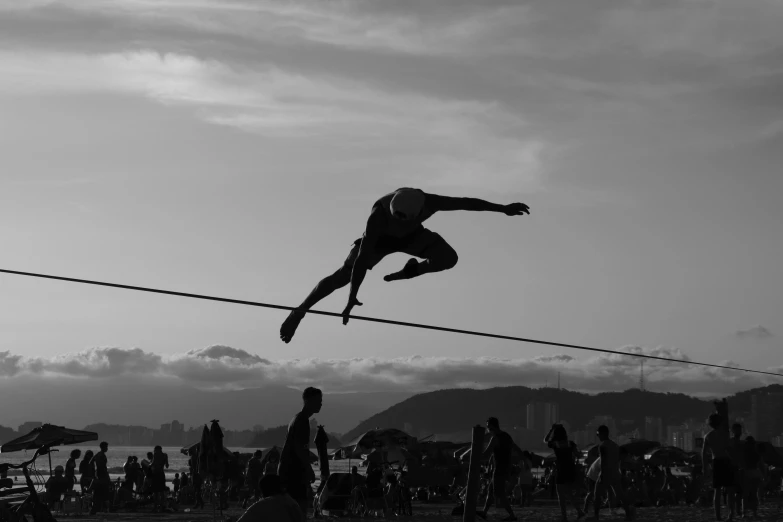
[280,309,306,343]
[383,258,419,282]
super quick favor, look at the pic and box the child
[173,473,181,497]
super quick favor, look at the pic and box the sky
[0,0,782,398]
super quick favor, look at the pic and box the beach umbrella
[621,440,661,457]
[757,442,783,468]
[1,424,98,476]
[647,446,690,465]
[346,428,417,456]
[528,452,546,468]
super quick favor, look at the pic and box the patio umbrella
[346,428,417,456]
[647,446,690,465]
[0,423,98,476]
[621,439,661,457]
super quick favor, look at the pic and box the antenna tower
[558,372,561,390]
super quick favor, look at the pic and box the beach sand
[55,498,783,522]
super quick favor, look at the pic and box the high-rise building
[171,421,184,433]
[585,416,617,438]
[750,393,783,441]
[526,402,559,432]
[644,417,663,442]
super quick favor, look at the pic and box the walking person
[65,449,80,492]
[278,387,322,521]
[89,442,111,515]
[588,426,634,521]
[79,450,95,493]
[544,424,585,522]
[477,417,517,521]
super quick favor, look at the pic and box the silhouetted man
[703,413,735,521]
[280,187,530,342]
[478,417,517,521]
[589,425,634,521]
[278,387,322,521]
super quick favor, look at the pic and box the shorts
[345,227,448,270]
[713,459,734,489]
[152,472,166,493]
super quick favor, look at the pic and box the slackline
[1,267,781,378]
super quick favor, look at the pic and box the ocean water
[0,445,353,490]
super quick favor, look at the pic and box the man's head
[303,387,323,414]
[731,423,742,438]
[258,474,283,498]
[254,450,263,458]
[147,452,154,460]
[54,465,64,476]
[351,466,358,474]
[707,413,722,430]
[154,445,162,453]
[596,425,609,441]
[99,442,108,452]
[486,417,500,434]
[390,189,425,221]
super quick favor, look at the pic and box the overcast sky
[1,0,781,398]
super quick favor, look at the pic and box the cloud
[0,49,545,193]
[735,325,774,339]
[0,344,777,396]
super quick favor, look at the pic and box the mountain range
[0,376,412,434]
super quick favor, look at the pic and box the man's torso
[278,412,310,483]
[491,431,513,476]
[371,189,439,239]
[705,429,731,460]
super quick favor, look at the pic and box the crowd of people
[42,443,172,514]
[447,414,781,522]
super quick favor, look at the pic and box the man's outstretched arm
[342,210,384,325]
[428,194,529,215]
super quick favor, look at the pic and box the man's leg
[494,477,516,520]
[384,231,458,282]
[478,479,494,519]
[280,264,353,343]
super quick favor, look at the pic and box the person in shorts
[279,188,530,343]
[477,417,516,521]
[278,387,322,521]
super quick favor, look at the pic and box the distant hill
[341,385,783,443]
[0,376,413,435]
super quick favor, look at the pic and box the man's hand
[342,297,363,325]
[503,202,530,216]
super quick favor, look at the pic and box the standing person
[518,451,534,508]
[729,423,745,517]
[279,187,530,343]
[244,450,264,508]
[544,424,585,522]
[65,449,80,492]
[742,437,762,519]
[89,442,111,515]
[477,417,517,521]
[173,473,181,498]
[151,446,169,512]
[589,426,634,521]
[703,413,735,521]
[79,450,95,493]
[278,387,322,521]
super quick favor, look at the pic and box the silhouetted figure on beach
[278,387,322,521]
[588,425,634,521]
[544,424,585,521]
[477,417,517,521]
[280,187,530,342]
[703,413,735,521]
